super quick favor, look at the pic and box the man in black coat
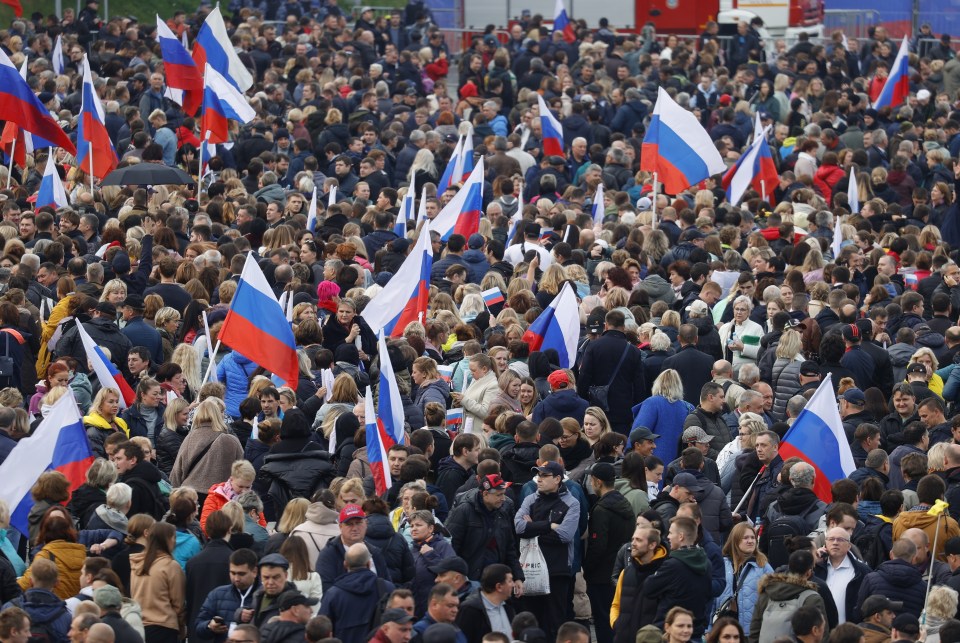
[577,310,643,434]
[455,564,517,643]
[446,475,524,583]
[186,512,235,640]
[56,302,133,378]
[113,440,167,520]
[663,324,716,406]
[315,505,394,592]
[643,516,712,637]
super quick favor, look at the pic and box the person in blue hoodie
[461,234,490,284]
[532,371,589,425]
[1,557,71,643]
[319,542,396,643]
[217,351,258,419]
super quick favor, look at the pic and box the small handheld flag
[306,187,318,234]
[77,322,135,408]
[482,288,504,307]
[446,407,463,428]
[591,183,605,227]
[536,94,565,158]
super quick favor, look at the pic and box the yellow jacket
[35,294,75,375]
[18,540,87,599]
[610,545,668,626]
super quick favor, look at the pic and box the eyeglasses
[228,639,255,643]
[825,537,850,543]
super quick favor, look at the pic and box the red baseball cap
[339,504,366,524]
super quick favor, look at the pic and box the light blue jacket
[713,557,774,636]
[174,528,201,569]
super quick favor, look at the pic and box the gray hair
[106,482,132,510]
[786,395,807,419]
[814,210,833,228]
[739,363,760,386]
[236,491,264,513]
[409,130,426,143]
[789,461,816,489]
[738,389,763,410]
[650,330,671,351]
[733,295,753,311]
[85,457,118,488]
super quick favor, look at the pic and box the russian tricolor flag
[378,333,406,445]
[192,5,253,92]
[219,253,299,388]
[0,391,94,535]
[446,408,463,427]
[460,138,474,183]
[482,287,504,307]
[432,157,485,241]
[506,192,524,244]
[202,64,256,144]
[77,55,118,180]
[591,182,605,227]
[77,321,135,408]
[722,127,778,205]
[360,226,433,337]
[36,153,69,210]
[553,0,576,43]
[0,48,74,155]
[522,281,580,368]
[0,59,56,169]
[394,169,415,238]
[306,187,318,233]
[778,374,856,503]
[437,136,464,194]
[537,94,565,158]
[873,37,911,110]
[539,227,554,243]
[157,15,203,115]
[52,35,65,76]
[641,87,725,195]
[365,386,394,495]
[438,364,454,383]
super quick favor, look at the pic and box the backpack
[757,588,820,643]
[9,595,69,643]
[853,519,891,569]
[366,577,394,631]
[763,515,811,570]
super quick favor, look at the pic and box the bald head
[713,360,733,378]
[903,527,929,548]
[87,623,115,643]
[947,445,960,468]
[345,543,371,571]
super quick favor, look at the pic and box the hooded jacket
[531,388,589,425]
[641,274,676,305]
[258,413,336,516]
[763,486,827,533]
[892,508,960,559]
[748,573,827,643]
[260,619,307,643]
[319,569,394,643]
[2,588,71,642]
[171,424,244,495]
[217,351,259,417]
[446,487,524,582]
[856,559,926,617]
[611,546,668,643]
[289,502,340,569]
[363,513,416,587]
[461,249,490,284]
[413,379,450,416]
[435,456,473,507]
[583,489,635,584]
[120,460,168,520]
[499,440,540,486]
[84,412,130,459]
[643,546,712,636]
[685,471,733,543]
[18,540,87,599]
[715,557,775,636]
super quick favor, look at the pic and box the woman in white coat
[718,296,764,373]
[452,354,499,431]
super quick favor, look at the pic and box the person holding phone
[195,548,261,643]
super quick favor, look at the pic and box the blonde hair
[651,369,684,403]
[194,398,230,432]
[230,460,256,482]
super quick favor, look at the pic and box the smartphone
[212,617,225,625]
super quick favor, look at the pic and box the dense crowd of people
[4,3,960,643]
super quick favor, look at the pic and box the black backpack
[853,519,892,569]
[763,514,810,570]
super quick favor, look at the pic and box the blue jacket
[195,581,260,642]
[857,558,926,618]
[411,533,457,617]
[414,614,467,643]
[319,569,394,643]
[2,588,71,643]
[532,389,589,425]
[461,249,490,284]
[122,402,166,443]
[316,536,394,593]
[631,396,695,466]
[121,317,163,364]
[217,352,258,417]
[714,558,774,635]
[174,528,202,570]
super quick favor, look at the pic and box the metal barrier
[823,9,880,39]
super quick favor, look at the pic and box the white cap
[917,88,932,101]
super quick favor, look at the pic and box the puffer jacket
[748,573,827,643]
[856,558,926,617]
[18,540,87,599]
[715,558,774,636]
[363,513,416,586]
[413,379,450,415]
[435,456,472,507]
[583,489,635,585]
[66,483,106,529]
[258,449,336,518]
[532,388,589,425]
[122,403,166,443]
[1,588,71,643]
[446,486,523,581]
[888,342,916,384]
[499,441,540,486]
[346,446,370,479]
[771,357,802,421]
[216,351,258,417]
[461,249,490,284]
[156,425,189,475]
[195,580,259,642]
[290,502,341,569]
[410,533,456,617]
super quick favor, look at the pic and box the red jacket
[813,164,845,204]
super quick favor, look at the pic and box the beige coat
[129,552,186,635]
[169,424,243,491]
[460,371,499,428]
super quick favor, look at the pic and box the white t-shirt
[503,240,554,268]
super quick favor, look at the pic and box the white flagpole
[5,136,14,189]
[651,172,658,229]
[203,340,221,383]
[88,147,94,194]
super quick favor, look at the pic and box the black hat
[427,556,469,576]
[278,590,319,611]
[424,624,460,643]
[95,301,116,317]
[258,553,290,569]
[38,91,55,104]
[841,324,861,341]
[121,294,144,310]
[524,222,541,238]
[892,614,919,636]
[944,536,960,557]
[906,362,928,375]
[586,462,616,484]
[799,360,820,377]
[381,609,415,625]
[132,72,149,83]
[587,310,605,334]
[112,252,131,274]
[861,595,903,618]
[629,427,660,443]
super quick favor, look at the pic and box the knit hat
[316,280,340,301]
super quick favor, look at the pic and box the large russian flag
[873,37,911,110]
[522,281,580,368]
[722,129,778,205]
[77,55,117,180]
[0,49,74,155]
[361,226,433,337]
[641,86,725,195]
[432,157,485,241]
[201,63,256,144]
[193,5,253,93]
[365,386,394,495]
[219,253,299,388]
[157,16,203,115]
[778,374,856,503]
[553,0,576,43]
[537,93,565,158]
[0,59,55,170]
[36,153,69,210]
[377,333,406,445]
[77,321,135,408]
[0,391,93,535]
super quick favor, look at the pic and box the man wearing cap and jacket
[856,595,899,643]
[461,234,490,284]
[259,590,318,643]
[840,388,875,443]
[664,428,721,487]
[120,295,163,365]
[514,461,580,641]
[112,233,153,296]
[316,505,394,592]
[446,475,524,583]
[532,371,589,425]
[56,301,133,379]
[583,462,634,643]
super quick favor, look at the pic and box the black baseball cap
[586,462,616,484]
[278,590,319,611]
[427,556,469,576]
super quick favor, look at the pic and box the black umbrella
[100,162,196,186]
